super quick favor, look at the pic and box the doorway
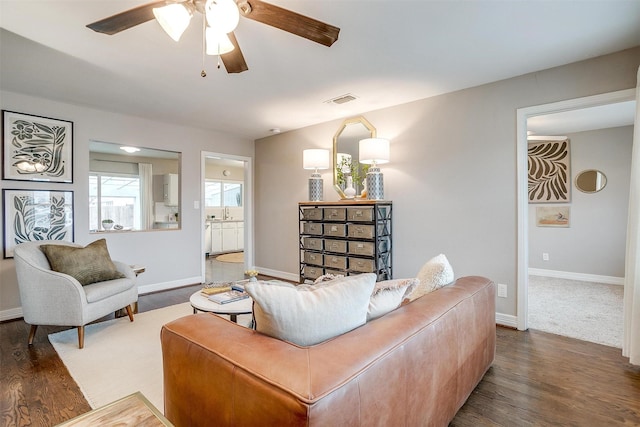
[516,89,637,331]
[201,152,253,283]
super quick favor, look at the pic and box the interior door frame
[516,88,636,331]
[200,151,253,281]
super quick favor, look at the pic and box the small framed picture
[2,189,74,259]
[535,206,570,228]
[2,110,73,183]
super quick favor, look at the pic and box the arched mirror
[333,116,376,197]
[575,169,607,193]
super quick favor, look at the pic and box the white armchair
[13,240,138,349]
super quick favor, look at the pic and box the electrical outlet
[542,252,549,261]
[497,284,508,298]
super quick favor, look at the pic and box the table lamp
[359,138,390,200]
[303,149,330,201]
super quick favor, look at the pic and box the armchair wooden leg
[28,324,38,345]
[125,304,135,322]
[77,326,85,349]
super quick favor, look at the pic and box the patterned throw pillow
[407,254,454,301]
[245,273,376,346]
[368,278,419,321]
[40,239,125,286]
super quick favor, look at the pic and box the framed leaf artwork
[2,110,74,183]
[2,189,74,259]
[528,139,570,203]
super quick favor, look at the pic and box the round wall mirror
[575,169,607,193]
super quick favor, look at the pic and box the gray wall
[254,47,640,318]
[528,126,633,277]
[0,90,254,318]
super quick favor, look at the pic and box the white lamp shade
[303,149,331,170]
[153,3,193,42]
[359,138,390,165]
[205,29,235,55]
[205,0,240,34]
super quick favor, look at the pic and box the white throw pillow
[367,278,419,321]
[245,273,376,346]
[408,254,454,301]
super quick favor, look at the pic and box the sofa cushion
[407,254,454,301]
[245,273,376,346]
[40,239,125,286]
[368,278,419,320]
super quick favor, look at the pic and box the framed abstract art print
[2,189,74,258]
[2,110,73,183]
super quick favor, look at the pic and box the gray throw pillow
[40,239,125,286]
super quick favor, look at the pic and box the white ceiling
[1,0,639,140]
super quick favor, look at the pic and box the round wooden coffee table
[189,290,252,323]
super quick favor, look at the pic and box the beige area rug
[528,276,623,348]
[216,251,244,263]
[48,303,252,412]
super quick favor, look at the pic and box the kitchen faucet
[224,207,230,220]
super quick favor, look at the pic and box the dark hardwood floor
[2,283,639,426]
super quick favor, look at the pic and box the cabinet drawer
[348,241,375,256]
[324,239,347,253]
[303,222,323,235]
[323,208,346,221]
[349,257,376,273]
[303,266,323,280]
[347,207,374,222]
[325,255,347,270]
[303,237,323,251]
[304,252,323,266]
[347,224,375,239]
[301,208,323,220]
[324,223,346,237]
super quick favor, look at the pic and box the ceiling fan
[86,0,340,74]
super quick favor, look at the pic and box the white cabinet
[209,221,244,253]
[163,174,178,206]
[237,222,244,251]
[211,222,222,253]
[222,222,238,252]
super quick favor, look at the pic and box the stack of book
[208,289,249,304]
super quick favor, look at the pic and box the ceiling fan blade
[86,1,165,35]
[221,32,249,73]
[239,0,339,47]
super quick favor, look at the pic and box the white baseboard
[0,307,23,322]
[137,276,202,295]
[255,266,299,283]
[496,312,517,328]
[528,268,624,286]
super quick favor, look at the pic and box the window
[205,180,243,207]
[89,173,141,231]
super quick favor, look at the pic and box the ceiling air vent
[325,93,358,105]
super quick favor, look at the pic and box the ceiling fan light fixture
[153,3,194,42]
[205,28,235,55]
[205,0,240,34]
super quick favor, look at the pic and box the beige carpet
[48,303,192,411]
[528,276,624,348]
[216,251,244,263]
[49,303,252,412]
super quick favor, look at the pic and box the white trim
[201,152,254,282]
[138,277,202,294]
[255,266,299,283]
[0,307,24,322]
[496,312,518,328]
[528,268,624,285]
[516,88,636,331]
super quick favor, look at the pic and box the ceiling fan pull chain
[201,14,207,77]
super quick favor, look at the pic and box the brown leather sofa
[161,276,495,426]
